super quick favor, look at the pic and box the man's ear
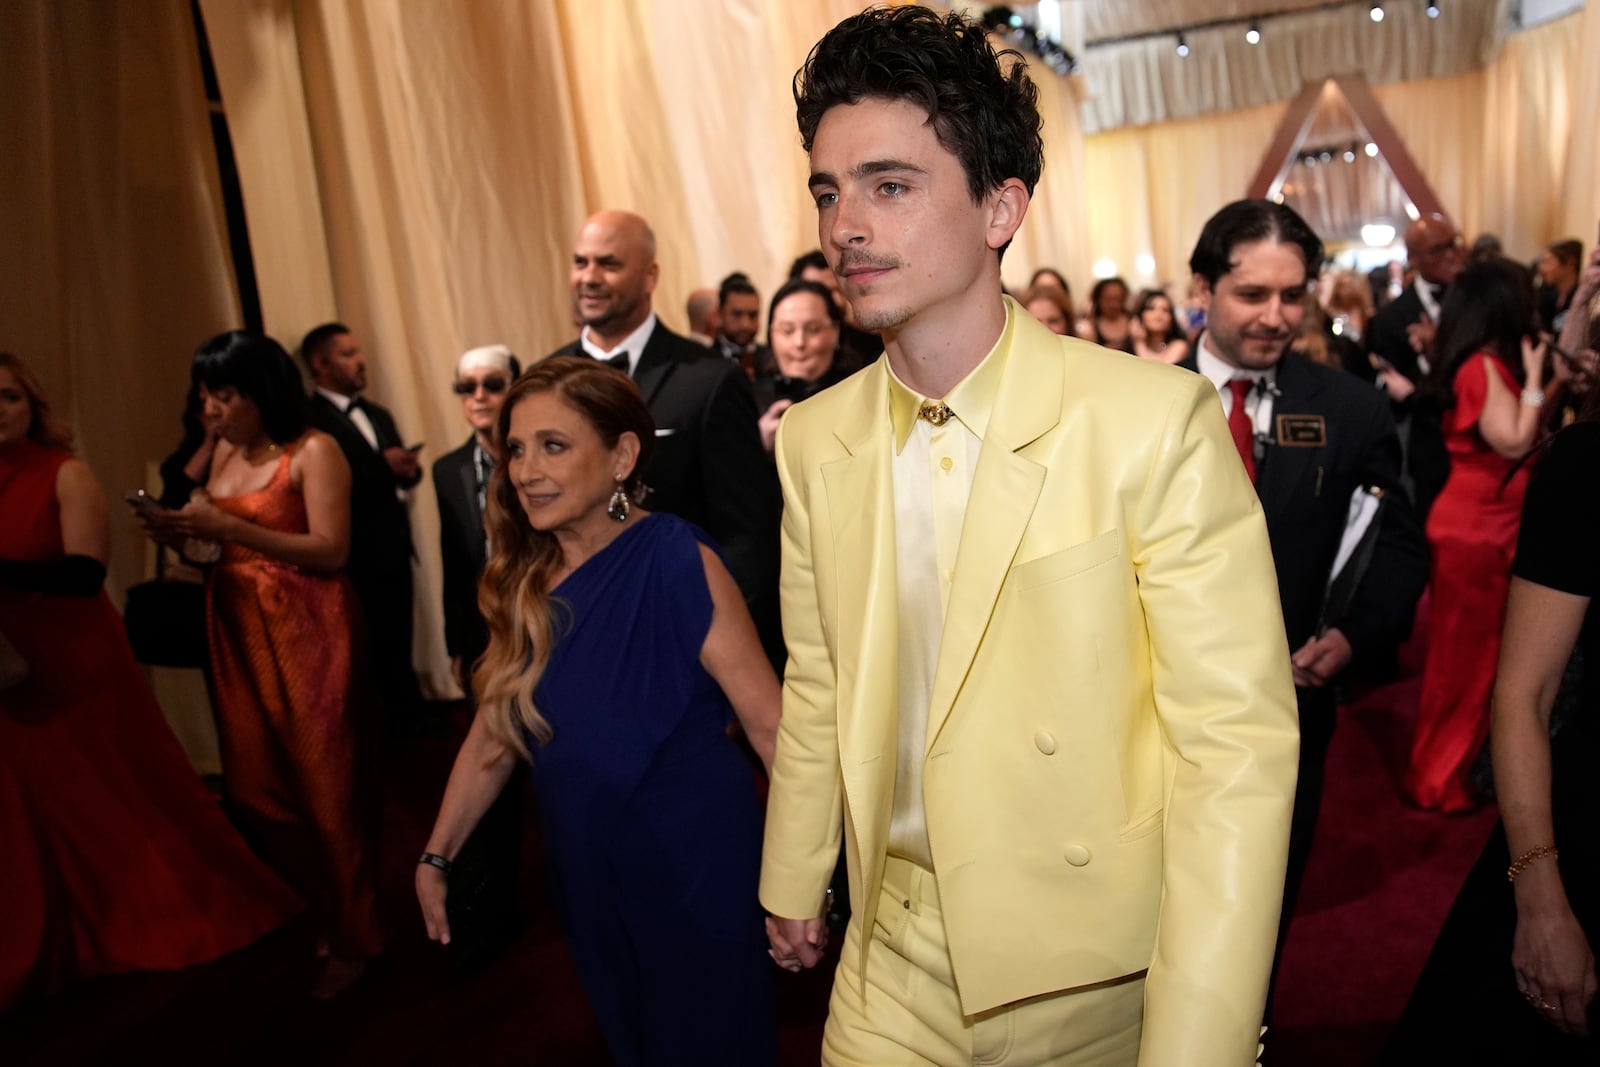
[985,178,1031,252]
[1194,276,1215,313]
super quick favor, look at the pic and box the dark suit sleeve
[693,362,783,663]
[1328,399,1429,666]
[433,458,471,660]
[368,402,422,489]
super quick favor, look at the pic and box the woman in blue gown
[417,356,783,1065]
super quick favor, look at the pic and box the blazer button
[1034,730,1057,755]
[1063,844,1092,867]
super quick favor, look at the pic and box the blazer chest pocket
[1008,528,1122,591]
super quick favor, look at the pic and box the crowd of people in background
[3,5,1598,1063]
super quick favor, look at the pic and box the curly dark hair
[1189,200,1325,289]
[794,6,1044,207]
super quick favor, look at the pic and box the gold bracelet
[1507,844,1558,883]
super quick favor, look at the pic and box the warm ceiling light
[1364,141,1379,157]
[1370,4,1385,22]
[1245,21,1261,44]
[1176,32,1189,57]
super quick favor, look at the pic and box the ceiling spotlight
[1370,4,1385,22]
[1176,32,1189,57]
[1426,1,1441,17]
[1304,154,1318,168]
[1245,21,1261,44]
[1364,141,1379,157]
[1318,150,1333,163]
[1343,149,1357,163]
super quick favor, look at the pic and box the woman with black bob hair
[1405,258,1569,812]
[137,330,383,998]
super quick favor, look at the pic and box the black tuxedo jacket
[433,436,489,664]
[1365,285,1451,516]
[549,322,783,664]
[1181,350,1429,688]
[306,391,414,578]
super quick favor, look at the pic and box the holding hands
[765,888,832,973]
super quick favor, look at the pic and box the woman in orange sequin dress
[143,332,383,996]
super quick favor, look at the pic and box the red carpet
[2,623,1492,1065]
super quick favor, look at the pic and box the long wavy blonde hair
[0,352,75,451]
[473,356,654,759]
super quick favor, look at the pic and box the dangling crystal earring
[607,478,629,523]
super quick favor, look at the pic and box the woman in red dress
[0,353,298,1010]
[141,332,383,997]
[1406,260,1566,812]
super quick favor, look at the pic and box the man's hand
[758,399,794,453]
[1378,366,1416,402]
[765,914,827,973]
[382,446,421,483]
[1291,628,1353,688]
[1405,315,1436,356]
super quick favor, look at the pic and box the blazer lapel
[819,367,899,910]
[925,325,1058,754]
[1256,354,1325,524]
[632,329,676,406]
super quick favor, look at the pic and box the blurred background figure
[755,278,850,453]
[432,343,527,969]
[1537,238,1585,334]
[684,287,720,347]
[1020,283,1075,337]
[711,272,767,380]
[1078,275,1134,353]
[139,332,383,997]
[1325,269,1377,345]
[1470,233,1505,262]
[1405,260,1568,813]
[0,351,296,1010]
[1130,288,1190,363]
[790,248,878,372]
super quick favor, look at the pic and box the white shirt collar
[315,385,358,411]
[1413,277,1443,322]
[580,313,658,377]
[1196,333,1275,393]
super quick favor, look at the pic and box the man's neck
[586,312,651,353]
[316,382,356,402]
[882,290,1008,399]
[474,429,494,452]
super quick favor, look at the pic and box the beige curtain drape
[1081,11,1593,301]
[0,0,241,600]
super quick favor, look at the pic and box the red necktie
[1227,378,1257,482]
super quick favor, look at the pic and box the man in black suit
[1365,214,1467,519]
[547,210,782,668]
[710,272,768,380]
[301,322,427,731]
[1181,202,1429,988]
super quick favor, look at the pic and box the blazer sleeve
[1131,376,1300,1066]
[758,415,845,920]
[432,458,471,660]
[1327,400,1429,666]
[370,402,422,488]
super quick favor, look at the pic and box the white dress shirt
[580,314,657,378]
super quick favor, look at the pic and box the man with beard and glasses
[760,9,1299,1063]
[1178,200,1429,1026]
[545,210,782,670]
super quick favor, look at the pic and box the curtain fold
[0,0,241,599]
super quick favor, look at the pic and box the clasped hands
[765,890,831,973]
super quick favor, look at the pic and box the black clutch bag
[123,578,208,669]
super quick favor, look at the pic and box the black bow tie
[343,396,366,415]
[603,351,630,372]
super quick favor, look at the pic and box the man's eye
[879,182,904,196]
[814,191,838,208]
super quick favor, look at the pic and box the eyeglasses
[452,376,508,396]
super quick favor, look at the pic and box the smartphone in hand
[123,489,168,517]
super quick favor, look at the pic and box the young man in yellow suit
[760,9,1300,1065]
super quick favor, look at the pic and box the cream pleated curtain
[0,0,242,597]
[1079,9,1596,301]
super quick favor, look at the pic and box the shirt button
[939,456,953,472]
[1034,730,1057,755]
[903,899,912,910]
[1064,844,1092,867]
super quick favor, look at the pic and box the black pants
[349,561,424,725]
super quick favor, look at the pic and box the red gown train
[0,439,299,1009]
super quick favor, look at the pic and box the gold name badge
[1276,415,1327,447]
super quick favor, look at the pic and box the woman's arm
[56,458,110,565]
[416,711,519,945]
[163,432,353,571]
[1477,345,1554,459]
[1491,577,1595,1036]
[697,542,781,775]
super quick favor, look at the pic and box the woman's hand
[1513,902,1598,1036]
[167,498,238,541]
[758,399,794,454]
[1522,335,1550,386]
[416,865,452,945]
